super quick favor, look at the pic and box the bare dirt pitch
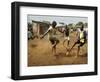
[28,32,87,66]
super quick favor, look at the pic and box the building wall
[32,22,49,36]
[32,22,38,34]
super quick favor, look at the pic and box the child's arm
[57,28,64,33]
[40,30,49,39]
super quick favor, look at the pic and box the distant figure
[69,24,87,57]
[40,21,59,55]
[28,29,38,40]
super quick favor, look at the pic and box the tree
[75,21,84,28]
[68,23,74,29]
[84,22,88,28]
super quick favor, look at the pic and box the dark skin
[64,25,70,45]
[69,25,85,57]
[40,21,59,55]
[69,41,80,57]
[62,25,70,55]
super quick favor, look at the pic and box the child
[63,25,70,47]
[62,25,70,56]
[69,24,87,57]
[41,21,59,55]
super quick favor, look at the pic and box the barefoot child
[63,25,70,55]
[41,21,59,55]
[69,24,87,57]
[63,25,70,46]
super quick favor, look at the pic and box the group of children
[41,21,87,57]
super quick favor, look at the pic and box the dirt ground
[28,32,88,66]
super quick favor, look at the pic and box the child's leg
[53,44,56,55]
[75,45,80,57]
[52,42,56,55]
[68,40,70,46]
[68,40,79,56]
[67,37,70,46]
[63,39,66,46]
[52,46,54,55]
[77,42,85,57]
[69,42,77,52]
[63,37,70,52]
[63,38,68,51]
[52,39,59,55]
[63,38,69,55]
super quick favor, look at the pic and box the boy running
[69,24,87,57]
[63,25,70,47]
[40,21,59,55]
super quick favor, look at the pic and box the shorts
[64,36,70,41]
[75,40,85,47]
[49,37,59,45]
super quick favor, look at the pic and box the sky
[27,14,88,26]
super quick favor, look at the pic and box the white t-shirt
[47,26,57,39]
